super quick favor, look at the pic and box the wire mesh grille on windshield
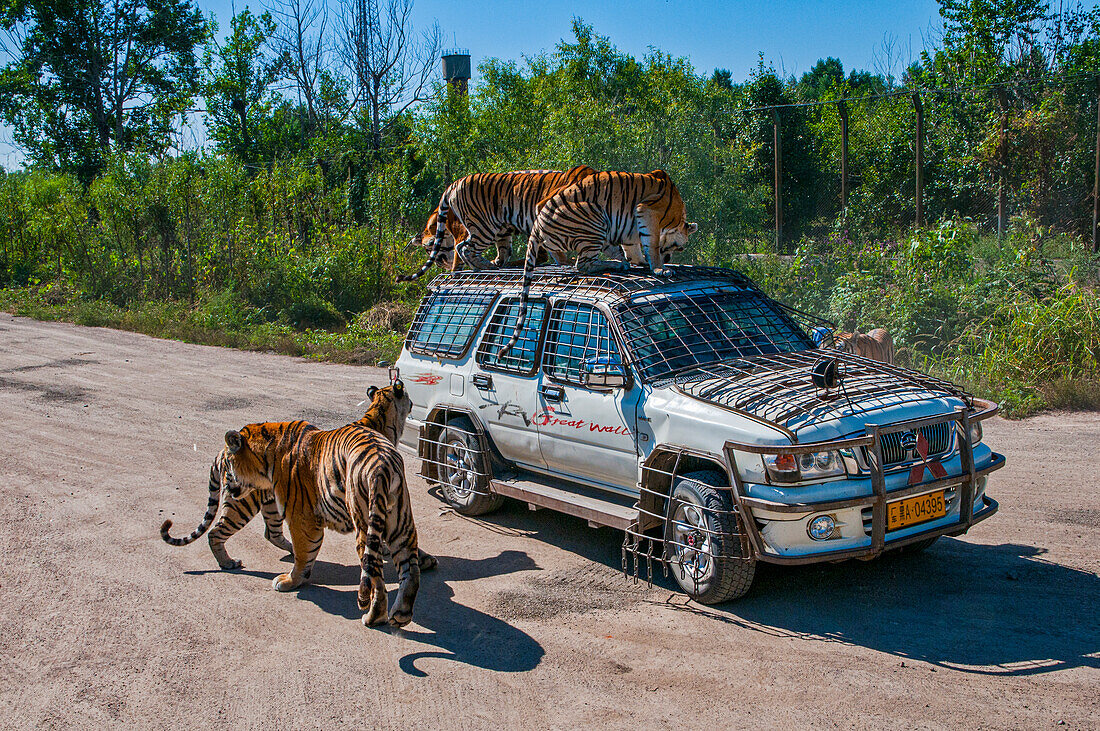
[617,287,814,381]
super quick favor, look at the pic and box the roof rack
[427,264,763,304]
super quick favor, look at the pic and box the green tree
[0,0,207,183]
[203,8,286,164]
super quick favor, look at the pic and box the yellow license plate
[888,491,946,530]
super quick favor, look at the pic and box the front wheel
[436,417,503,516]
[664,471,756,604]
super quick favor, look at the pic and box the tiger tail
[160,456,222,546]
[397,191,453,283]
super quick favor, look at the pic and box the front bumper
[724,401,1004,565]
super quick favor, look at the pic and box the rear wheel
[436,416,503,516]
[664,471,756,604]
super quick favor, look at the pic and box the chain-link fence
[732,78,1100,252]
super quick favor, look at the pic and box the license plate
[888,491,946,530]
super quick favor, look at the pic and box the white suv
[395,265,1004,603]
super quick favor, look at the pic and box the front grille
[874,421,953,467]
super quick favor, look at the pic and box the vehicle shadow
[187,548,545,676]
[426,490,1099,677]
[664,539,1100,677]
[429,485,628,573]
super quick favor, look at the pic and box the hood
[671,350,972,443]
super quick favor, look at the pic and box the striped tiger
[397,165,598,281]
[499,170,697,355]
[833,328,896,364]
[161,381,428,627]
[162,382,434,572]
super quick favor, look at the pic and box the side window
[406,292,496,359]
[476,298,548,374]
[543,302,621,385]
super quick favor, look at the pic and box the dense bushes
[735,217,1100,416]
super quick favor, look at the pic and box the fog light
[808,514,837,540]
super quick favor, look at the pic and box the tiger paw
[389,609,413,628]
[362,605,388,627]
[272,573,301,592]
[218,558,243,570]
[418,551,438,572]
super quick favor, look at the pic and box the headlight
[763,451,845,483]
[968,421,983,445]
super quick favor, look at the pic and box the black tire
[663,471,756,604]
[436,416,503,516]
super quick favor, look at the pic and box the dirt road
[1,312,1097,730]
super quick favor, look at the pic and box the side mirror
[581,355,627,390]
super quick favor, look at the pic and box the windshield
[616,287,814,382]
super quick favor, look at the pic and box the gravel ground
[1,312,1097,730]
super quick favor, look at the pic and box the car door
[536,301,641,493]
[471,296,550,470]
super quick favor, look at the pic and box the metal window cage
[616,287,815,381]
[476,299,547,373]
[406,291,497,358]
[543,301,621,384]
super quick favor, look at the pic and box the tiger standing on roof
[499,169,697,355]
[161,382,428,627]
[398,165,598,281]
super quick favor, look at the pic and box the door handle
[471,374,493,389]
[539,385,565,402]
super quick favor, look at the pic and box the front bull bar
[723,399,1005,565]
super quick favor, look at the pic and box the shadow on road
[187,548,545,676]
[426,490,1099,677]
[663,539,1100,677]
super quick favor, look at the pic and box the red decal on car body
[411,373,443,385]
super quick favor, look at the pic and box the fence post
[773,108,783,251]
[996,88,1008,239]
[839,98,849,225]
[1093,76,1100,253]
[913,92,924,228]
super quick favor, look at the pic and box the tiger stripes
[161,382,432,572]
[162,382,429,626]
[398,166,598,281]
[499,170,698,356]
[833,328,896,364]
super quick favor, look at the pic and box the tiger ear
[225,430,243,454]
[649,169,669,181]
[366,386,378,400]
[393,379,405,394]
[685,222,698,235]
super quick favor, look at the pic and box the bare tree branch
[336,0,441,151]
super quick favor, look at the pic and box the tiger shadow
[193,549,546,676]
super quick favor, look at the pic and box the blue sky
[0,0,945,168]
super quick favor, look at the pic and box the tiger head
[359,380,413,443]
[220,425,279,500]
[413,208,468,271]
[646,170,698,268]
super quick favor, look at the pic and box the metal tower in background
[442,49,471,96]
